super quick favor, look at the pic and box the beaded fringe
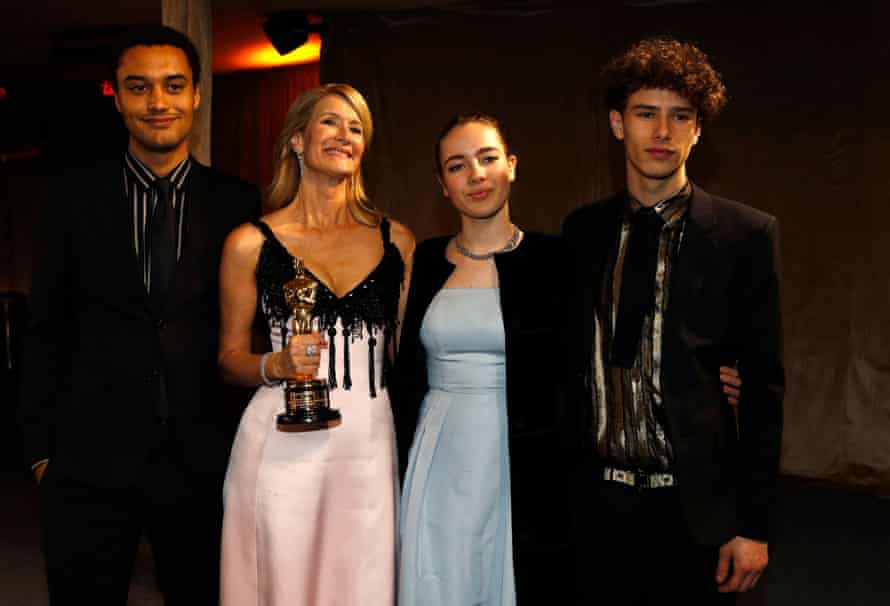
[252,219,403,400]
[342,328,353,390]
[368,331,377,399]
[327,326,338,389]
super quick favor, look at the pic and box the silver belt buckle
[604,467,636,487]
[650,473,675,488]
[603,466,675,489]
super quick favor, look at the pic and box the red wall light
[0,87,8,101]
[101,80,114,97]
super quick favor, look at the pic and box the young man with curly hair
[564,37,784,604]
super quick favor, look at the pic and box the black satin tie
[150,178,176,303]
[610,207,665,368]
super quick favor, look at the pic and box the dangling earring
[296,151,305,174]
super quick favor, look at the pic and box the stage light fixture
[263,14,324,56]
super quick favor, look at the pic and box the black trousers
[40,426,224,606]
[575,478,736,606]
[515,544,578,605]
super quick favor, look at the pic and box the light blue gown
[398,288,516,606]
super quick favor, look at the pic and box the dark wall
[1,30,132,470]
[1,29,129,295]
[320,3,890,492]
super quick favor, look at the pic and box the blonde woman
[218,83,414,606]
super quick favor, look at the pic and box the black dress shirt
[122,151,192,293]
[591,183,691,472]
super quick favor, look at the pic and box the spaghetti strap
[379,217,392,246]
[252,219,277,241]
[252,214,403,399]
[252,220,293,260]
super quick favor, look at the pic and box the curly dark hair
[603,36,727,122]
[111,25,202,89]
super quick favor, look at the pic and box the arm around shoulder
[387,218,416,342]
[387,218,416,275]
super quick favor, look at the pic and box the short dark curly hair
[111,25,202,90]
[603,36,727,122]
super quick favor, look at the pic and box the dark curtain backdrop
[318,3,890,492]
[213,62,320,196]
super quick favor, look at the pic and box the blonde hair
[266,83,381,226]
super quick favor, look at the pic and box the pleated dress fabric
[221,319,398,606]
[398,288,516,606]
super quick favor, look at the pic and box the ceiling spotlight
[263,13,325,56]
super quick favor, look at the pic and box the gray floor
[1,470,888,605]
[768,481,890,605]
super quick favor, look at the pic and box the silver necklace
[454,224,522,260]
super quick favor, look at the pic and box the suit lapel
[163,162,210,314]
[663,186,722,392]
[668,185,719,312]
[102,162,153,311]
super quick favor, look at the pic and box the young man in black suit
[564,37,784,604]
[20,25,259,604]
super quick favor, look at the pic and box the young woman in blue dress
[395,113,584,605]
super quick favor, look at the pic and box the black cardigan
[391,232,583,602]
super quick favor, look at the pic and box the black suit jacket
[20,158,259,488]
[563,186,784,545]
[392,233,581,602]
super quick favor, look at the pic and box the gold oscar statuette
[277,258,341,431]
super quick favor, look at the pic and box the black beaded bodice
[253,219,404,397]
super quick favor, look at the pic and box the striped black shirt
[122,151,192,293]
[590,182,691,472]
